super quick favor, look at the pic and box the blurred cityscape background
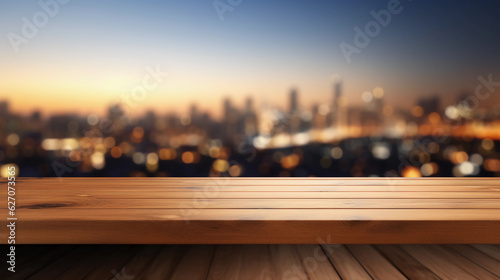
[1,0,500,178]
[1,79,500,178]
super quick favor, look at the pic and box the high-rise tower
[331,76,343,128]
[289,88,298,115]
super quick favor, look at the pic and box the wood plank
[8,209,500,244]
[54,246,133,280]
[321,244,371,280]
[82,246,139,280]
[420,245,498,279]
[1,246,73,280]
[374,245,440,280]
[13,219,500,244]
[207,245,276,280]
[346,245,407,280]
[4,177,500,244]
[445,245,500,277]
[111,245,163,280]
[15,184,500,192]
[207,245,245,280]
[27,246,95,280]
[471,245,500,261]
[14,190,500,199]
[12,198,500,209]
[401,245,478,280]
[134,245,185,279]
[269,245,310,280]
[12,208,500,221]
[15,177,500,186]
[295,245,341,280]
[239,245,276,280]
[7,244,500,279]
[7,208,500,244]
[4,245,54,270]
[170,245,215,280]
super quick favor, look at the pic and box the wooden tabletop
[2,177,500,244]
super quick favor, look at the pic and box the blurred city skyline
[2,0,500,117]
[2,0,500,178]
[2,81,500,121]
[2,78,500,178]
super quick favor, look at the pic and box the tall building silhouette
[245,97,253,113]
[331,77,346,130]
[190,103,198,126]
[0,101,9,118]
[288,88,301,133]
[223,98,237,142]
[289,88,298,115]
[224,98,232,120]
[334,80,341,111]
[243,97,258,136]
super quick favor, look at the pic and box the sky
[1,0,500,119]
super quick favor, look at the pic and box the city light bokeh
[1,0,500,178]
[1,78,500,178]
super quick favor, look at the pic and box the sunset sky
[1,0,500,119]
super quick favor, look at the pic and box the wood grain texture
[401,245,479,280]
[12,198,500,209]
[2,177,500,244]
[295,244,341,280]
[133,245,185,279]
[374,245,440,280]
[269,244,310,280]
[6,245,500,280]
[14,190,500,199]
[471,245,500,261]
[170,245,215,280]
[207,245,246,280]
[346,245,407,279]
[445,245,500,277]
[13,177,500,185]
[321,244,372,280]
[27,246,95,280]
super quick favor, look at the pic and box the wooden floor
[3,244,500,279]
[2,178,500,243]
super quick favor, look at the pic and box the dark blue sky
[1,0,500,115]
